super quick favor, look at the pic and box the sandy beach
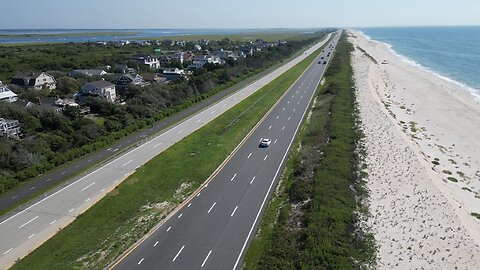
[349,30,480,269]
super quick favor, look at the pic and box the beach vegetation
[447,177,458,183]
[442,170,452,175]
[471,213,480,219]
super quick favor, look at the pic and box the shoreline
[349,30,480,268]
[357,30,480,103]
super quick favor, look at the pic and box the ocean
[359,26,480,99]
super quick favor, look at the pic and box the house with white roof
[0,84,18,103]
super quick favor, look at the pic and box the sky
[1,0,479,29]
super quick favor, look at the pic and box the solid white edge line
[49,219,56,225]
[201,250,213,268]
[28,233,35,239]
[172,245,185,262]
[3,248,13,255]
[232,32,336,270]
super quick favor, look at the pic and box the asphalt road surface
[0,33,335,269]
[0,34,327,214]
[111,31,342,270]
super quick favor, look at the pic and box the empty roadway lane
[111,31,342,270]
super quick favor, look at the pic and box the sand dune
[349,30,480,269]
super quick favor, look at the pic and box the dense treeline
[252,34,376,269]
[0,32,327,194]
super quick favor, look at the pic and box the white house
[81,80,116,102]
[215,49,236,60]
[133,55,160,70]
[160,68,186,81]
[188,55,224,69]
[0,84,18,103]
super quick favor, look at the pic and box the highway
[0,33,335,269]
[111,31,342,270]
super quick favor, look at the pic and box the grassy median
[243,33,376,269]
[12,42,327,269]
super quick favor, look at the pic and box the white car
[260,138,271,147]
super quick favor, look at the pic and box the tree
[56,76,81,96]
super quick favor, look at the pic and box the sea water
[359,26,480,99]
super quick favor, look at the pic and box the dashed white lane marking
[107,148,112,151]
[61,171,66,175]
[46,178,52,182]
[172,245,185,262]
[231,206,239,217]
[178,213,183,219]
[293,108,296,112]
[11,195,17,199]
[138,258,144,265]
[201,250,213,268]
[167,226,172,232]
[196,119,202,123]
[49,219,56,225]
[81,182,96,191]
[87,159,92,162]
[196,192,201,197]
[153,142,162,149]
[298,101,300,104]
[122,160,133,167]
[288,117,291,120]
[282,126,285,130]
[230,173,237,182]
[301,96,304,99]
[247,153,252,159]
[114,180,118,183]
[28,233,35,239]
[177,130,184,134]
[276,115,279,119]
[250,176,256,184]
[68,208,74,213]
[282,107,285,111]
[287,101,290,104]
[269,125,272,130]
[154,241,159,247]
[264,155,268,161]
[30,186,36,190]
[3,248,13,255]
[274,139,278,144]
[188,203,192,208]
[101,188,105,192]
[207,202,217,214]
[18,216,38,229]
[85,197,91,202]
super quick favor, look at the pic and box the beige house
[11,71,56,90]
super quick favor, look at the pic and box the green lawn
[12,43,323,270]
